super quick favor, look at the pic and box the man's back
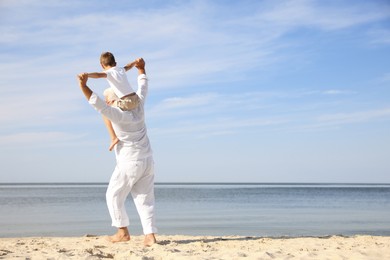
[89,74,152,160]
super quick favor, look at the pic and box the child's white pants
[106,156,157,234]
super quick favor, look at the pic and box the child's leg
[103,116,119,151]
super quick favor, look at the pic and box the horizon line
[0,182,389,186]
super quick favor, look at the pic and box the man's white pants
[106,156,157,234]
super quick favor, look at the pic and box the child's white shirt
[105,66,134,98]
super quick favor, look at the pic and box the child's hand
[77,72,88,78]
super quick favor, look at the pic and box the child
[87,52,140,151]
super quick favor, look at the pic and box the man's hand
[77,73,93,100]
[135,58,146,75]
[77,73,88,87]
[135,58,145,69]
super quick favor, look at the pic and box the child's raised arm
[87,72,107,79]
[124,60,137,72]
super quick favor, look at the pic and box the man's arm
[77,73,127,123]
[77,73,93,100]
[134,58,148,101]
[87,72,107,78]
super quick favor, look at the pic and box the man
[77,58,157,247]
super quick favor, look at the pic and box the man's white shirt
[88,74,152,161]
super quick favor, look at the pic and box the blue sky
[0,0,389,183]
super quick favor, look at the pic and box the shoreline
[1,234,389,259]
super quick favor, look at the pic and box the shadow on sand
[157,234,339,246]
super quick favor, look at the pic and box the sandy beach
[0,234,389,259]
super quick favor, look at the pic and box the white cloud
[148,93,218,117]
[148,88,356,119]
[321,90,355,95]
[0,88,85,127]
[2,0,388,94]
[317,108,390,125]
[256,0,389,31]
[150,116,289,138]
[377,72,390,83]
[0,131,86,146]
[368,28,390,45]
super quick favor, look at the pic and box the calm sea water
[0,183,389,238]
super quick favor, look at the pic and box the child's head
[100,52,117,69]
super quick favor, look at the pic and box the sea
[0,183,389,238]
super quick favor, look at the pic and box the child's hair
[100,52,117,67]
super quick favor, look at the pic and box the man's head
[100,52,117,69]
[104,88,118,106]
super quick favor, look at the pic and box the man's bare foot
[106,230,130,243]
[144,233,156,247]
[106,234,130,243]
[109,138,119,151]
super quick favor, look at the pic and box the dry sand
[0,234,389,259]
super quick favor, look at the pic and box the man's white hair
[103,88,118,102]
